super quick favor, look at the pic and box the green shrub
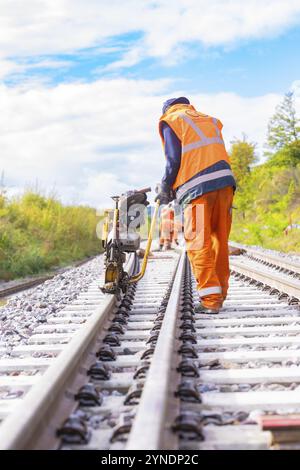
[231,148,300,254]
[0,191,103,280]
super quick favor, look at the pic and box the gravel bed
[195,408,300,426]
[199,345,300,353]
[198,322,300,329]
[0,256,103,349]
[199,334,300,340]
[0,370,40,377]
[0,389,25,400]
[199,359,300,369]
[199,383,300,393]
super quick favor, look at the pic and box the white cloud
[0,57,72,82]
[1,77,295,207]
[191,92,281,150]
[0,2,298,208]
[80,172,132,208]
[0,78,167,207]
[26,59,72,70]
[0,59,24,80]
[291,80,300,96]
[0,0,300,75]
[103,46,144,72]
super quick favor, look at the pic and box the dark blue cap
[162,96,190,114]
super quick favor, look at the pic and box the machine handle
[129,200,160,284]
[135,187,151,194]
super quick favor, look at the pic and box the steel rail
[180,262,300,450]
[230,257,300,300]
[0,254,135,450]
[126,251,185,450]
[229,241,300,275]
[0,275,54,298]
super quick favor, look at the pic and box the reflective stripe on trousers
[198,286,222,297]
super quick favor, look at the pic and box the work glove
[154,183,176,205]
[155,191,171,205]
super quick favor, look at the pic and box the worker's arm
[161,122,182,191]
[155,123,181,203]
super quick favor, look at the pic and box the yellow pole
[101,210,110,247]
[112,207,119,241]
[129,200,160,283]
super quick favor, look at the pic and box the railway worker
[173,218,183,246]
[155,97,236,314]
[159,203,175,250]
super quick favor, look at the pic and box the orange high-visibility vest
[159,104,232,193]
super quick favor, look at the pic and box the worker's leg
[164,238,171,250]
[211,186,234,301]
[170,230,174,244]
[159,235,164,251]
[161,222,172,249]
[184,192,223,310]
[171,226,179,245]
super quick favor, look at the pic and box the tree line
[230,91,300,183]
[229,91,300,252]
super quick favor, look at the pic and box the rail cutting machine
[101,187,160,294]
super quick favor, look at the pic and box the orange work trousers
[184,186,233,309]
[159,211,174,249]
[159,233,173,249]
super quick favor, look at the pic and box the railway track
[0,250,180,449]
[128,253,300,450]
[0,255,99,299]
[229,241,300,277]
[0,244,300,450]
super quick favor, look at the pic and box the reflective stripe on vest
[198,286,222,297]
[180,114,224,154]
[176,168,234,200]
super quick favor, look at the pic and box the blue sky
[0,0,300,207]
[5,25,300,96]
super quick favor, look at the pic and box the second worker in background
[155,97,236,314]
